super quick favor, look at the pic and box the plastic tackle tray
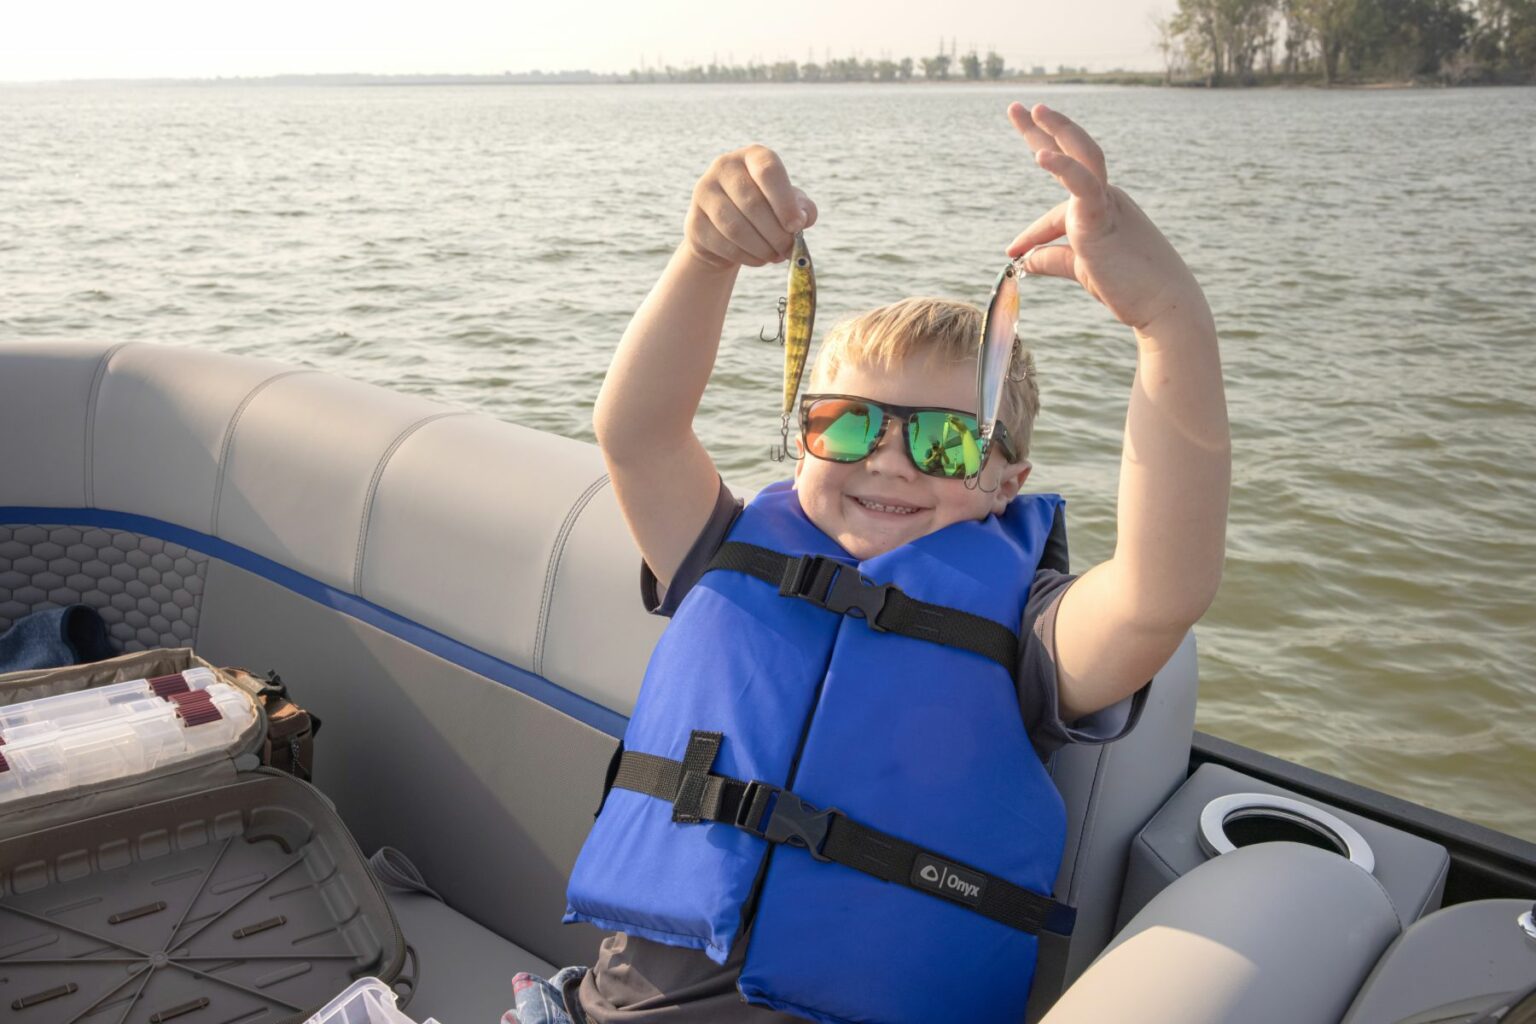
[0,776,404,1024]
[302,978,435,1024]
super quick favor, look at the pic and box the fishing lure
[764,231,816,461]
[970,255,1031,491]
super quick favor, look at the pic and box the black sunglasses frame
[798,393,1020,478]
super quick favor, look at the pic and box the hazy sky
[4,0,1174,82]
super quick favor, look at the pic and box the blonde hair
[809,297,1039,458]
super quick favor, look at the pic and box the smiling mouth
[852,496,923,515]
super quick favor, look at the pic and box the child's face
[792,352,1032,561]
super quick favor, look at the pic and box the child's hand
[684,145,818,271]
[1006,103,1200,334]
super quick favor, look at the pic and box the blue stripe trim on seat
[0,506,629,739]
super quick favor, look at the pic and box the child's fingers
[743,147,808,234]
[1035,150,1110,221]
[1007,102,1062,160]
[1031,104,1109,184]
[1006,200,1068,258]
[720,171,794,258]
[700,183,779,263]
[1020,243,1077,281]
[687,205,767,267]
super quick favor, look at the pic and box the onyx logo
[911,854,987,907]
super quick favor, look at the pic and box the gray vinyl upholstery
[1342,899,1536,1024]
[0,339,1200,1017]
[1120,763,1449,934]
[1031,633,1199,1018]
[388,890,556,1023]
[1041,842,1402,1024]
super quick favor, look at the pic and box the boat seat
[1342,899,1536,1024]
[388,889,557,1024]
[1028,632,1199,1018]
[1041,842,1402,1023]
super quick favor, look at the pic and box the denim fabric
[0,604,113,673]
[502,967,588,1024]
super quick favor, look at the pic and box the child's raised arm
[1004,103,1231,723]
[594,146,815,590]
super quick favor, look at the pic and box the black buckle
[738,786,839,863]
[778,555,895,632]
[766,792,839,862]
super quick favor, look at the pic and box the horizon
[3,0,1171,84]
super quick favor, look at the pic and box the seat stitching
[353,411,471,594]
[83,342,138,507]
[210,369,317,535]
[533,473,611,676]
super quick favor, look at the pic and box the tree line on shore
[626,48,1056,85]
[1159,0,1535,84]
[624,0,1534,88]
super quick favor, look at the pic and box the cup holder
[1199,793,1376,873]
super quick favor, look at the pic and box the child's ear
[792,439,805,480]
[992,461,1032,511]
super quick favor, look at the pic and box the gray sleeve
[1018,569,1149,760]
[639,477,744,617]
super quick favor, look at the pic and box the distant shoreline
[6,71,1532,89]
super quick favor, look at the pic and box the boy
[514,103,1229,1023]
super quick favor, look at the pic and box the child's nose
[866,419,915,477]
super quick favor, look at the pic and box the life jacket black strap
[610,736,1077,938]
[706,542,1019,672]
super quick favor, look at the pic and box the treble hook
[759,296,787,343]
[770,413,803,462]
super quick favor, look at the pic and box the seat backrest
[1028,633,1199,1020]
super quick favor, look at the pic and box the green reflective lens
[807,399,882,461]
[910,411,982,478]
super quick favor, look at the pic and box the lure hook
[770,413,802,462]
[962,464,1001,493]
[759,296,788,344]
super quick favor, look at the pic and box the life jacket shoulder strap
[611,733,1077,938]
[707,542,1019,672]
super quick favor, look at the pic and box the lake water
[3,81,1533,841]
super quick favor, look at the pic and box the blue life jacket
[565,481,1073,1024]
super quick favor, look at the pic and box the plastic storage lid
[0,682,257,804]
[304,978,439,1024]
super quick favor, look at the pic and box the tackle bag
[0,647,408,1024]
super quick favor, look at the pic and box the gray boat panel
[195,553,614,971]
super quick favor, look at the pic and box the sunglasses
[799,393,1020,480]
